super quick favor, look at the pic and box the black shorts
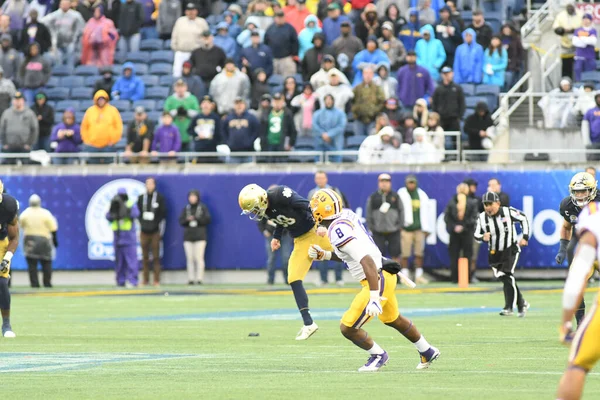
[372,230,401,259]
[490,246,520,276]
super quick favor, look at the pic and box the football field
[3,282,600,400]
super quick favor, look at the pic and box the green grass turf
[2,283,600,400]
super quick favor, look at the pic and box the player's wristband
[3,251,13,262]
[369,290,379,300]
[559,239,570,253]
[322,251,332,261]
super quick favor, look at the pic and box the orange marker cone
[458,257,469,288]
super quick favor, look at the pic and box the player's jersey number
[272,215,296,227]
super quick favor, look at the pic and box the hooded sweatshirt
[19,46,50,88]
[214,26,238,61]
[351,44,390,86]
[209,68,251,115]
[399,10,421,51]
[178,191,211,242]
[312,104,346,150]
[222,110,260,151]
[0,103,38,147]
[151,123,181,152]
[50,109,82,153]
[156,0,181,36]
[374,62,398,99]
[32,93,54,138]
[453,28,483,84]
[322,13,351,46]
[464,102,493,150]
[81,90,123,148]
[414,24,446,81]
[41,7,85,48]
[298,15,322,60]
[250,70,270,110]
[301,32,334,81]
[0,34,21,81]
[0,70,16,116]
[111,62,145,101]
[236,16,265,48]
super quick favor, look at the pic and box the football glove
[366,290,383,317]
[559,321,574,345]
[308,244,331,261]
[556,239,570,265]
[0,259,9,274]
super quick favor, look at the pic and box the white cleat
[295,323,318,340]
[417,347,440,370]
[358,351,389,372]
[3,330,16,338]
[518,301,530,318]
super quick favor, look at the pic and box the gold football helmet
[570,172,598,207]
[238,183,268,220]
[310,189,343,224]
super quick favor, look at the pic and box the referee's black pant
[491,246,525,311]
[448,230,473,283]
[567,236,587,326]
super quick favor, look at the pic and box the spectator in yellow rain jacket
[81,89,123,163]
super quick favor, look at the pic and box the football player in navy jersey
[0,180,19,337]
[239,183,333,340]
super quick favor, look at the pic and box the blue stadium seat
[85,75,100,87]
[465,96,488,109]
[150,50,174,64]
[140,38,163,51]
[294,136,315,148]
[206,14,220,26]
[74,65,99,76]
[482,1,501,13]
[460,11,472,26]
[464,107,476,118]
[156,100,165,110]
[52,65,73,77]
[133,63,148,75]
[112,100,131,111]
[47,100,56,109]
[141,75,159,87]
[70,87,94,100]
[146,87,169,100]
[55,100,79,112]
[75,111,84,123]
[159,75,174,87]
[460,83,476,96]
[293,73,303,85]
[163,39,171,50]
[46,76,59,88]
[60,76,84,88]
[269,85,283,95]
[126,51,150,64]
[147,110,162,123]
[345,135,366,149]
[113,52,127,65]
[120,111,134,124]
[267,74,284,87]
[476,84,501,110]
[114,136,127,151]
[112,64,123,75]
[582,71,600,83]
[46,87,70,101]
[79,100,93,111]
[133,100,156,111]
[149,63,172,76]
[487,19,501,34]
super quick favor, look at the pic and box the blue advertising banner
[1,170,578,271]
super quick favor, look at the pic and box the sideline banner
[2,170,576,271]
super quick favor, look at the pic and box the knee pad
[0,277,10,310]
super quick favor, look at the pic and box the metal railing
[492,72,533,126]
[521,0,552,43]
[540,43,562,92]
[462,148,600,163]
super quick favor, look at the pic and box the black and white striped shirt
[474,207,530,253]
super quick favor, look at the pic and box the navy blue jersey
[0,194,18,240]
[265,186,315,240]
[560,194,600,227]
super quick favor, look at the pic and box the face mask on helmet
[241,201,267,221]
[571,188,593,207]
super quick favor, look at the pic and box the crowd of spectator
[0,0,527,164]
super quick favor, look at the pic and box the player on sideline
[556,172,599,326]
[557,201,600,400]
[238,183,333,340]
[308,189,440,372]
[0,180,19,337]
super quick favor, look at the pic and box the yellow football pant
[570,298,600,371]
[287,230,333,283]
[0,238,9,278]
[341,270,399,328]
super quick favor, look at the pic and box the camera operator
[106,187,140,288]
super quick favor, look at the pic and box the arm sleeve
[473,214,484,241]
[582,118,592,146]
[198,204,211,225]
[509,207,530,240]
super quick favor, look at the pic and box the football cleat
[417,347,440,370]
[499,309,514,316]
[518,301,530,318]
[295,323,318,340]
[3,325,15,338]
[358,351,389,372]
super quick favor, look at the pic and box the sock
[290,280,313,325]
[415,268,424,278]
[401,268,409,277]
[576,298,586,326]
[367,342,384,355]
[2,317,8,328]
[413,335,431,353]
[0,277,10,310]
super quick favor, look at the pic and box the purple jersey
[574,27,597,59]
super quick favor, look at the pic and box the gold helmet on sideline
[310,189,343,224]
[570,172,597,207]
[238,183,268,220]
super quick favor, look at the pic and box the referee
[474,192,531,317]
